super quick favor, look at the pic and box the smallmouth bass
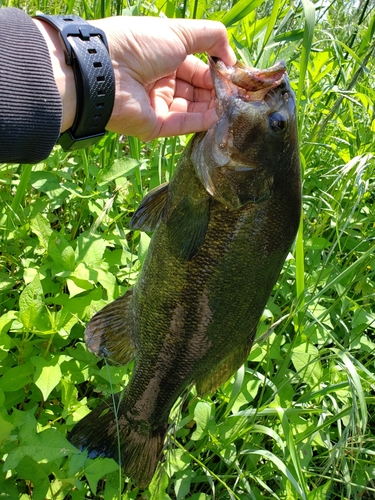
[69,57,301,487]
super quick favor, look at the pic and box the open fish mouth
[209,56,287,102]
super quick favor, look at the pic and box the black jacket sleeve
[0,8,63,163]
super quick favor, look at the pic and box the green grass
[1,0,375,498]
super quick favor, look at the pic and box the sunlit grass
[0,0,374,498]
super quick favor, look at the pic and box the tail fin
[68,398,168,488]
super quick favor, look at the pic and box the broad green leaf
[307,481,331,499]
[83,458,119,494]
[230,378,260,414]
[0,310,18,333]
[19,274,45,331]
[30,171,64,195]
[174,472,191,500]
[0,311,14,361]
[4,427,79,470]
[0,362,34,392]
[191,401,214,440]
[291,343,323,388]
[0,475,19,499]
[0,414,13,444]
[48,231,76,270]
[16,456,50,500]
[95,265,117,302]
[30,213,53,249]
[97,158,141,186]
[76,234,107,265]
[149,469,172,500]
[166,449,190,476]
[31,356,62,401]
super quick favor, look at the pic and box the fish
[68,56,301,488]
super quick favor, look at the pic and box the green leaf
[76,234,107,265]
[30,213,53,249]
[221,0,263,27]
[191,401,214,441]
[48,231,76,270]
[291,343,323,388]
[4,426,79,470]
[149,469,172,500]
[138,232,151,265]
[242,449,307,500]
[307,481,331,499]
[0,475,19,499]
[83,458,119,494]
[19,274,45,331]
[0,414,13,444]
[30,171,63,193]
[0,362,34,392]
[16,456,50,500]
[31,356,62,401]
[97,158,141,186]
[297,0,316,108]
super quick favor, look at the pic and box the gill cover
[192,57,290,209]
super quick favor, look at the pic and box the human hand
[89,16,236,141]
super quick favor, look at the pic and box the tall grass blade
[242,449,307,500]
[221,0,264,28]
[296,0,315,109]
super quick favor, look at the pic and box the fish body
[69,57,301,487]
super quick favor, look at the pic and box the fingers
[170,19,236,67]
[155,107,219,139]
[176,55,213,89]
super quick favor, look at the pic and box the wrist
[33,18,76,133]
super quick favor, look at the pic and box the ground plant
[0,0,374,498]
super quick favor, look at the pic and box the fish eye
[268,112,287,134]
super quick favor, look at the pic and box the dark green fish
[69,56,301,487]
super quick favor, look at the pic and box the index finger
[176,55,213,89]
[170,19,236,67]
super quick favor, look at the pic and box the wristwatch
[34,14,115,151]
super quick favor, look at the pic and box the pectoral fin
[165,195,210,261]
[195,330,255,397]
[85,289,137,365]
[130,183,169,232]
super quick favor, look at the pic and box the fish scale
[68,56,301,488]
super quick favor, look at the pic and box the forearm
[33,18,76,133]
[0,8,63,164]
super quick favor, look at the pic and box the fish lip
[209,56,288,103]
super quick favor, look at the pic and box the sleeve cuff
[0,8,63,163]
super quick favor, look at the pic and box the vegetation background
[0,0,374,498]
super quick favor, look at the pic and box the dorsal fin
[85,289,137,365]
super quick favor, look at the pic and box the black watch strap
[34,14,115,151]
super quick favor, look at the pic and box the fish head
[192,57,299,209]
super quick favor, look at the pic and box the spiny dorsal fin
[85,289,136,365]
[195,330,256,396]
[165,195,210,261]
[130,183,169,232]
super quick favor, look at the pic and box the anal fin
[85,289,136,365]
[195,330,255,397]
